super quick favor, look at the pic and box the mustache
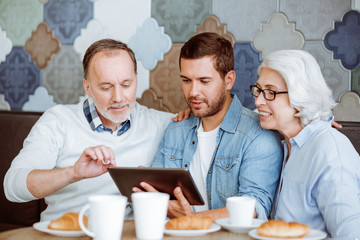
[187,97,207,103]
[187,97,208,106]
[107,102,129,109]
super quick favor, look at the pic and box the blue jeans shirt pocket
[214,155,240,197]
[161,147,184,168]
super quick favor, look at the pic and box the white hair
[258,50,336,126]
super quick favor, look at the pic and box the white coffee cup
[79,195,127,240]
[226,196,256,226]
[132,192,169,240]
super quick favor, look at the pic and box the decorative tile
[94,0,151,43]
[42,46,84,104]
[0,26,12,64]
[0,47,41,110]
[137,89,171,113]
[194,15,235,46]
[73,19,110,61]
[25,22,61,69]
[253,12,305,57]
[212,0,277,41]
[324,10,360,70]
[332,91,360,121]
[0,94,10,110]
[22,86,56,112]
[0,0,43,46]
[78,95,87,104]
[44,0,93,45]
[232,43,261,110]
[303,41,350,102]
[148,44,188,113]
[129,18,171,70]
[356,0,360,11]
[151,0,211,43]
[136,62,150,99]
[352,66,360,96]
[280,0,351,40]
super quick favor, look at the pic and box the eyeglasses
[250,85,288,101]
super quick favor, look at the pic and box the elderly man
[4,39,173,221]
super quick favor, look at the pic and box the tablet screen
[108,167,205,205]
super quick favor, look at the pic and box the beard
[186,85,227,118]
[89,90,133,124]
[96,101,132,124]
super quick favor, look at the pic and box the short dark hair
[179,32,234,79]
[83,38,137,79]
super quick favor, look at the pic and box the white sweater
[4,100,173,221]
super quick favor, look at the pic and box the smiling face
[180,56,234,120]
[83,50,137,130]
[255,67,302,138]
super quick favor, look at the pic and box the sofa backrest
[338,121,360,155]
[0,110,46,232]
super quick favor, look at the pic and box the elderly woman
[250,50,360,238]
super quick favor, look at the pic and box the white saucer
[164,223,221,237]
[215,218,264,233]
[248,228,327,240]
[33,221,85,237]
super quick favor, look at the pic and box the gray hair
[258,50,336,126]
[83,39,137,79]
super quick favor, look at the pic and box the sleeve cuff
[4,168,37,202]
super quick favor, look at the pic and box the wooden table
[0,220,253,240]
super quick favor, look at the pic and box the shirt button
[192,141,195,144]
[208,170,212,174]
[226,164,229,168]
[170,156,174,159]
[184,164,188,167]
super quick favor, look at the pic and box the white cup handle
[79,204,94,237]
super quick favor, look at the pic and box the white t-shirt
[189,121,219,212]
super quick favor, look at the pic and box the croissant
[165,216,213,230]
[257,220,310,238]
[48,212,88,231]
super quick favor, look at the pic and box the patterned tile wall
[0,0,359,122]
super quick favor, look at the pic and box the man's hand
[132,183,193,218]
[331,120,342,129]
[73,145,116,181]
[27,145,116,199]
[167,187,193,218]
[172,108,191,122]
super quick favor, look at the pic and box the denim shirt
[152,95,283,220]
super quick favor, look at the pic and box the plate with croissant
[164,216,221,237]
[33,212,87,237]
[248,220,327,240]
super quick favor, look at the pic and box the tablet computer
[108,167,205,205]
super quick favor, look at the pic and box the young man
[136,32,283,220]
[4,39,173,221]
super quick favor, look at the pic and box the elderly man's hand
[73,145,116,181]
[172,108,191,122]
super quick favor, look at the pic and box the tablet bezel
[108,167,205,205]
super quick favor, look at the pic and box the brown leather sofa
[0,110,359,232]
[0,110,46,232]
